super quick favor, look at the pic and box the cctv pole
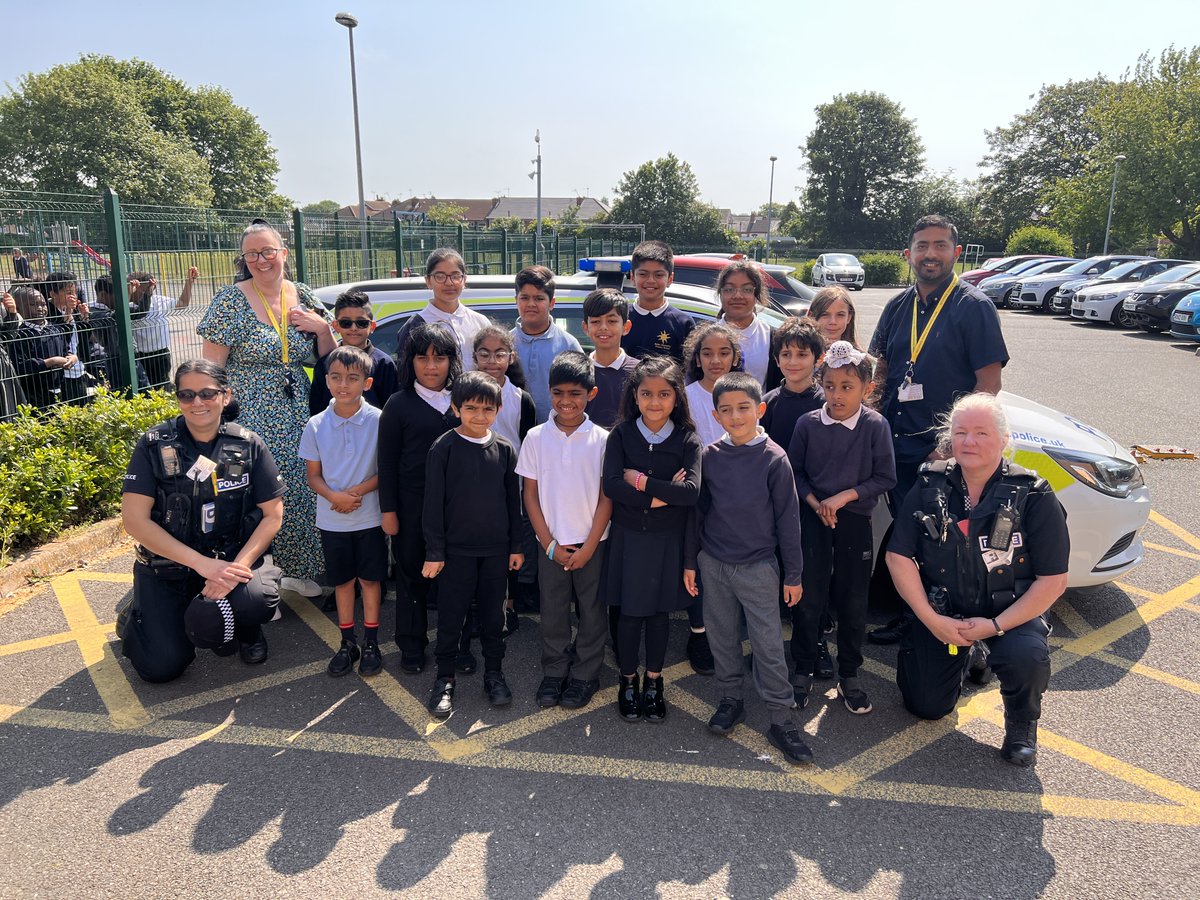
[336,12,369,276]
[765,155,777,264]
[1103,154,1126,255]
[534,131,542,265]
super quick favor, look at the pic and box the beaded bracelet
[546,540,558,560]
[637,472,646,491]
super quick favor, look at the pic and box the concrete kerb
[0,517,130,599]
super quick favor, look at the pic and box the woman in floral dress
[199,219,335,597]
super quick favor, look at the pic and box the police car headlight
[1045,448,1144,498]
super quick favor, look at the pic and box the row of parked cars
[960,253,1200,340]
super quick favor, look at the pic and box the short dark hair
[618,356,695,432]
[43,271,78,296]
[326,344,374,376]
[174,358,239,421]
[515,264,556,300]
[451,370,502,409]
[681,321,743,385]
[94,275,113,296]
[712,371,763,406]
[425,247,466,276]
[909,214,959,247]
[582,287,629,323]
[334,288,373,317]
[549,350,595,391]
[398,322,462,391]
[771,316,825,359]
[631,239,674,275]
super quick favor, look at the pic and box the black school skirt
[600,523,694,617]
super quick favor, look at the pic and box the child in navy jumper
[684,372,813,765]
[786,341,896,715]
[423,371,523,718]
[621,240,694,362]
[761,316,825,449]
[582,288,638,428]
[308,289,398,415]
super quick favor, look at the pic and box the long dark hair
[173,358,239,420]
[681,321,743,385]
[398,322,462,391]
[472,322,527,389]
[617,356,695,433]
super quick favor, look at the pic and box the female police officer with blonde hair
[886,392,1069,766]
[118,359,285,683]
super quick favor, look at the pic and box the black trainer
[1001,718,1038,767]
[399,651,426,674]
[358,641,382,677]
[687,631,716,675]
[456,647,478,675]
[483,670,513,707]
[536,675,566,708]
[560,678,600,709]
[503,607,520,638]
[327,640,360,677]
[768,723,814,764]
[838,677,873,715]
[867,614,908,645]
[791,674,813,709]
[708,698,746,734]
[815,640,835,680]
[428,678,455,718]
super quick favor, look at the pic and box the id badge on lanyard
[900,276,957,402]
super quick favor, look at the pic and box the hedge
[1005,225,1075,258]
[796,259,816,283]
[0,388,178,563]
[860,253,907,286]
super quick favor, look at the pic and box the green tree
[301,200,342,215]
[608,154,733,248]
[798,92,924,246]
[1047,48,1200,256]
[487,215,526,233]
[427,202,468,225]
[0,55,284,208]
[978,77,1111,241]
[1005,225,1075,257]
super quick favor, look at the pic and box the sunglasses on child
[176,388,226,402]
[336,317,372,329]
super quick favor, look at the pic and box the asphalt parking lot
[1,288,1198,898]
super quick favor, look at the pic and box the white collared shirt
[415,382,452,414]
[516,412,610,545]
[493,377,524,454]
[635,416,675,444]
[419,301,489,371]
[590,349,629,370]
[721,426,769,447]
[819,403,864,430]
[632,301,670,318]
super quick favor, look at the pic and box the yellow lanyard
[253,282,289,365]
[909,274,957,366]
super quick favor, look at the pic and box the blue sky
[3,0,1196,213]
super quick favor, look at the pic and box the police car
[314,264,1150,589]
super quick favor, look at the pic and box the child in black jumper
[602,356,702,723]
[786,341,896,714]
[378,323,461,675]
[423,371,523,718]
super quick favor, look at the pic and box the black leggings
[618,611,669,676]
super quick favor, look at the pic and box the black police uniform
[888,459,1069,723]
[119,415,286,683]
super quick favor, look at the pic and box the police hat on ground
[184,594,239,651]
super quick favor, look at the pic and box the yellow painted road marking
[1113,581,1161,602]
[1183,602,1200,615]
[1085,649,1200,697]
[1143,541,1200,562]
[75,572,135,584]
[1149,510,1200,554]
[0,624,114,658]
[1058,573,1200,658]
[1052,596,1091,638]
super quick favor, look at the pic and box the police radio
[989,505,1016,552]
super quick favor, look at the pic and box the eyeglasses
[242,248,283,262]
[430,272,465,284]
[177,388,225,403]
[337,318,372,329]
[475,349,511,362]
[720,285,758,298]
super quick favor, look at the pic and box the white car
[1072,262,1200,327]
[315,273,1150,589]
[812,253,865,290]
[1010,255,1148,311]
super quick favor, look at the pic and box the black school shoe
[328,640,360,677]
[238,628,269,665]
[687,631,716,675]
[642,673,667,723]
[768,723,814,764]
[358,641,382,677]
[536,675,566,708]
[503,607,520,638]
[483,670,513,707]
[708,698,746,734]
[791,674,813,709]
[618,674,642,721]
[560,678,599,710]
[456,647,478,675]
[400,651,426,674]
[815,640,835,680]
[428,678,455,718]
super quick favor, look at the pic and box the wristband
[546,540,558,560]
[637,473,646,491]
[991,617,1005,637]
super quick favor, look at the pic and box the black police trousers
[897,614,1051,721]
[120,559,278,683]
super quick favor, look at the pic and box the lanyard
[908,274,957,366]
[253,282,289,364]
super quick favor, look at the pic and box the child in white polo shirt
[516,351,612,709]
[299,346,386,678]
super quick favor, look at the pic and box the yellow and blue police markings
[2,508,1200,829]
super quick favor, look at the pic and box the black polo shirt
[869,276,1008,465]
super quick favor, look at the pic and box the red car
[666,253,813,314]
[960,254,1060,286]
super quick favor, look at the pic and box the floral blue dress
[198,282,331,581]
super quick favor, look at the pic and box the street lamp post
[1102,153,1127,255]
[528,131,542,265]
[764,155,778,264]
[335,12,370,276]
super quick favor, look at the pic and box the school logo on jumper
[216,474,250,492]
[656,330,671,350]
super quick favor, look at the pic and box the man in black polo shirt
[866,214,1009,643]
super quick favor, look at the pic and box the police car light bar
[578,258,631,274]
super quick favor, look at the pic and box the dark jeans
[434,553,507,678]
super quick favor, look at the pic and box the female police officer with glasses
[118,359,285,683]
[886,392,1069,767]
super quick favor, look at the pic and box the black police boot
[238,628,269,665]
[867,612,910,645]
[1001,717,1038,767]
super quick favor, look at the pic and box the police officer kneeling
[119,359,285,683]
[886,392,1069,766]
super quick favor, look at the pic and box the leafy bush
[796,259,816,283]
[1005,225,1075,257]
[0,387,177,562]
[860,252,907,286]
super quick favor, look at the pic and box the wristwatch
[992,617,1005,637]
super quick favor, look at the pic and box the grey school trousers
[538,541,607,681]
[698,550,795,727]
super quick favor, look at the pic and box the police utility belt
[136,417,259,577]
[913,459,1041,619]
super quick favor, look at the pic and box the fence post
[394,217,403,276]
[334,211,344,283]
[500,227,508,274]
[553,232,560,274]
[102,188,138,394]
[457,222,464,253]
[292,209,308,284]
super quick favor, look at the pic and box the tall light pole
[528,131,542,265]
[764,155,778,264]
[1102,153,1127,255]
[335,12,369,275]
